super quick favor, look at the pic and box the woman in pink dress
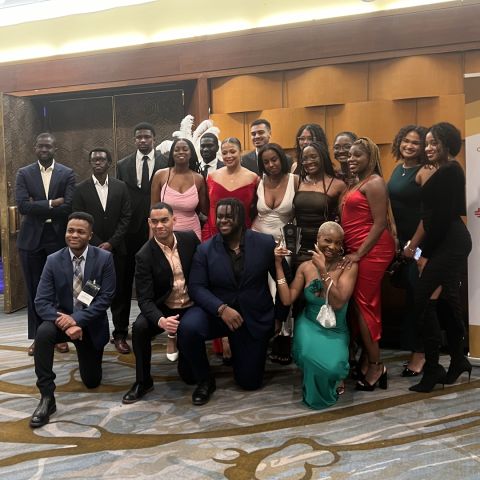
[151,138,208,241]
[340,137,395,391]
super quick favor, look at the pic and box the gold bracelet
[277,277,287,285]
[217,303,228,317]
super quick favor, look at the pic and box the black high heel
[401,366,423,377]
[355,362,388,391]
[409,364,446,393]
[445,357,472,385]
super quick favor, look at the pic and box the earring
[339,247,345,256]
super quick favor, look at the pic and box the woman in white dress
[252,143,299,364]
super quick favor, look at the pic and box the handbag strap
[324,278,333,306]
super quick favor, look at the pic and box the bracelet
[276,277,287,285]
[167,334,177,339]
[217,303,228,317]
[403,240,416,254]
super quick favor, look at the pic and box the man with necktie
[30,212,116,428]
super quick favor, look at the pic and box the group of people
[15,117,471,429]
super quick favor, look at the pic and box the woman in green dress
[274,221,358,409]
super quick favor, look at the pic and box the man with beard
[178,198,288,405]
[199,133,224,178]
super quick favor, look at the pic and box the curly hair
[391,125,428,163]
[428,122,462,158]
[294,123,328,161]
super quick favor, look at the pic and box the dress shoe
[27,342,35,357]
[166,335,178,362]
[113,338,131,354]
[55,342,69,354]
[30,395,56,428]
[409,364,446,393]
[192,379,216,406]
[401,367,422,377]
[355,362,388,392]
[122,382,154,404]
[445,357,472,385]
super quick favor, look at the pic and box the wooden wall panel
[244,107,326,150]
[465,50,480,74]
[417,95,465,137]
[209,112,246,146]
[325,100,416,146]
[369,54,464,100]
[378,144,396,182]
[285,64,368,108]
[211,73,283,114]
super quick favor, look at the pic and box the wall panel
[325,100,416,146]
[285,64,368,107]
[368,54,464,100]
[417,94,465,137]
[209,112,246,146]
[211,73,283,114]
[465,50,480,74]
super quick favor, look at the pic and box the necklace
[401,162,418,176]
[306,175,318,185]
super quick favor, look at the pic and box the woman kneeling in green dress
[275,221,358,409]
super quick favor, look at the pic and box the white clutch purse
[316,279,336,328]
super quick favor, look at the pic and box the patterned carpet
[0,304,479,479]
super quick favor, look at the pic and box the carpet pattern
[0,304,479,479]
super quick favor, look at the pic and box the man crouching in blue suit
[30,211,116,428]
[178,198,289,406]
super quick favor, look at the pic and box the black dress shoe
[122,382,154,404]
[192,379,216,406]
[30,395,56,428]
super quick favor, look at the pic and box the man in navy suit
[16,132,76,354]
[73,148,132,354]
[30,212,116,428]
[116,122,168,342]
[178,198,288,405]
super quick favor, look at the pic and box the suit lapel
[86,177,105,213]
[84,247,96,284]
[48,164,61,199]
[61,248,74,299]
[151,240,171,278]
[213,235,236,286]
[31,164,47,199]
[127,155,139,189]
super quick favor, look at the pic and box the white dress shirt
[135,150,155,188]
[92,175,109,211]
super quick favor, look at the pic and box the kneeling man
[178,198,288,405]
[30,212,115,428]
[122,202,200,404]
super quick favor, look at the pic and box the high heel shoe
[445,357,472,385]
[355,362,388,391]
[409,364,446,393]
[401,366,423,377]
[166,334,178,362]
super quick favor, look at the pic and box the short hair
[150,202,174,216]
[428,122,462,157]
[258,143,290,175]
[221,137,242,151]
[352,137,383,177]
[250,118,271,131]
[294,123,328,161]
[167,138,201,173]
[299,141,336,181]
[88,147,112,163]
[318,221,344,238]
[391,125,428,163]
[334,131,358,144]
[134,122,156,137]
[216,198,246,231]
[35,132,56,145]
[200,132,219,145]
[68,211,94,227]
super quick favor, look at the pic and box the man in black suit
[16,132,76,355]
[116,122,168,345]
[241,118,292,174]
[122,202,200,404]
[178,198,288,406]
[73,148,132,354]
[199,133,224,178]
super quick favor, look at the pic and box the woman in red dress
[340,137,395,391]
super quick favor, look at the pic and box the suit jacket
[116,151,167,234]
[135,231,200,323]
[188,229,287,339]
[72,176,131,256]
[241,151,293,175]
[16,162,76,251]
[34,246,116,350]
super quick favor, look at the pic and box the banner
[465,73,480,364]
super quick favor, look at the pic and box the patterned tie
[73,256,84,310]
[141,155,150,191]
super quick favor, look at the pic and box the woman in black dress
[404,122,472,392]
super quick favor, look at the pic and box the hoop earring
[339,247,344,256]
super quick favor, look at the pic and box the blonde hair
[318,221,344,238]
[353,137,383,177]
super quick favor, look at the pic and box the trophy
[280,223,301,255]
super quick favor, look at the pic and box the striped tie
[73,256,84,309]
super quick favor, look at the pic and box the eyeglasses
[333,144,352,152]
[297,136,314,143]
[89,158,109,164]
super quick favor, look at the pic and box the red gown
[341,187,395,341]
[202,177,257,241]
